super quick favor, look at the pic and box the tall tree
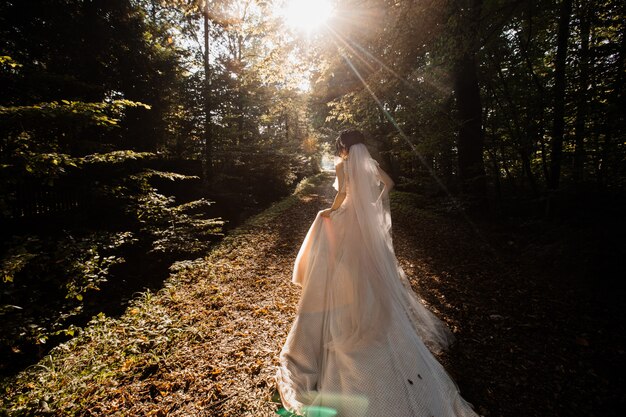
[203,0,214,182]
[548,0,573,189]
[573,0,591,183]
[453,0,487,198]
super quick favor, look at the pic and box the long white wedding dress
[275,144,481,417]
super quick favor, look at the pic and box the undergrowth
[0,172,327,417]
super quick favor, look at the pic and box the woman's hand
[320,208,334,218]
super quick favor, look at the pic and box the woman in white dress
[275,130,481,417]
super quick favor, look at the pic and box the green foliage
[0,231,136,349]
[0,240,36,284]
[130,188,224,255]
[0,99,151,129]
[0,0,322,381]
[79,150,157,166]
[0,158,223,357]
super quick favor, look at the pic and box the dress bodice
[339,160,349,195]
[336,157,383,195]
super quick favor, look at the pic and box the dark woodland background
[0,0,624,411]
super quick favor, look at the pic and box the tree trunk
[454,52,486,197]
[453,0,486,199]
[492,57,538,195]
[573,1,590,183]
[285,110,289,142]
[538,128,550,185]
[487,148,502,200]
[548,0,573,189]
[598,15,626,188]
[237,34,244,147]
[202,1,213,184]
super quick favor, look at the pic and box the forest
[1,0,624,416]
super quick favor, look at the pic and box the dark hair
[335,129,365,156]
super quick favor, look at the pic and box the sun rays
[275,0,334,33]
[272,1,488,238]
[320,24,494,253]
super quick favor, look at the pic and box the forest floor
[1,172,624,417]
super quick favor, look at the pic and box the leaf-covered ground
[1,172,623,416]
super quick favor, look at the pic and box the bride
[275,130,481,417]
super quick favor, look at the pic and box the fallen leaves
[4,172,621,417]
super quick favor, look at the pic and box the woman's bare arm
[376,165,394,201]
[321,163,347,217]
[329,188,347,211]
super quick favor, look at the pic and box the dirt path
[2,173,621,417]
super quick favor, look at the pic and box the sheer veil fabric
[275,144,481,417]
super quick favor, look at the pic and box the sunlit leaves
[133,168,199,181]
[0,99,151,129]
[2,147,156,179]
[1,247,36,284]
[129,188,224,255]
[0,55,22,71]
[79,150,157,165]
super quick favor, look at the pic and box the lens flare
[279,0,333,33]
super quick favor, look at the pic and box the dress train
[275,148,481,417]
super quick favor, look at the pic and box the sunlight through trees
[0,2,625,411]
